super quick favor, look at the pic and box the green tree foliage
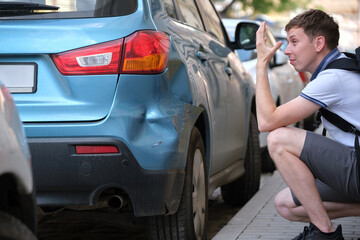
[214,0,309,17]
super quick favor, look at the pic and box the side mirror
[271,50,288,68]
[234,22,259,50]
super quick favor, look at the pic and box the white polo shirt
[301,51,360,147]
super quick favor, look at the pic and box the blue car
[0,0,260,239]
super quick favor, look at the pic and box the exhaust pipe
[107,195,127,210]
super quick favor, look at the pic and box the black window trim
[164,0,180,20]
[172,0,205,31]
[193,0,232,47]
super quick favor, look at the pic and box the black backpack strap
[325,47,360,72]
[354,46,360,66]
[314,111,328,136]
[319,108,360,135]
[319,108,360,169]
[325,58,359,72]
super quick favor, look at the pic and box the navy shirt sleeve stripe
[300,93,327,108]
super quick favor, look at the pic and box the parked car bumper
[29,137,185,217]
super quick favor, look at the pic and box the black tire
[260,97,278,172]
[261,148,276,173]
[0,211,37,240]
[147,126,208,240]
[221,113,261,206]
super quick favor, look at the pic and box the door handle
[225,66,233,76]
[196,51,208,61]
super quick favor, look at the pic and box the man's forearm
[255,62,277,132]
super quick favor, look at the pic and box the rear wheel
[0,211,37,240]
[147,126,207,240]
[221,113,261,206]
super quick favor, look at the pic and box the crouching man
[255,9,360,240]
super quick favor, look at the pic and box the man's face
[285,27,318,73]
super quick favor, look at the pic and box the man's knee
[274,188,298,221]
[274,188,290,212]
[267,127,306,161]
[267,127,288,156]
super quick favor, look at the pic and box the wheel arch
[193,107,211,177]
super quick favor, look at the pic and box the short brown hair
[285,9,339,50]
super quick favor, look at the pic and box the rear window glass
[0,0,138,19]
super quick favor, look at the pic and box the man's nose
[284,45,291,56]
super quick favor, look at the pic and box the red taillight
[51,39,123,75]
[51,31,170,75]
[75,145,119,154]
[122,31,170,74]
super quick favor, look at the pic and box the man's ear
[314,36,326,52]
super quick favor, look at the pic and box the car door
[194,0,249,174]
[172,0,232,173]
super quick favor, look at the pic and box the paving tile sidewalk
[212,171,360,240]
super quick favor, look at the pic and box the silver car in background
[0,81,36,240]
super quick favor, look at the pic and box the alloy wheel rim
[192,149,206,240]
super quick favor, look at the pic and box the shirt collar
[310,48,341,81]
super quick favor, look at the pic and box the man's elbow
[257,121,272,133]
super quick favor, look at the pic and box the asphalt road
[37,174,272,240]
[36,191,239,240]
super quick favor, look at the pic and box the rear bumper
[29,138,185,217]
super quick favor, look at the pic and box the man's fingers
[256,22,266,45]
[256,22,284,64]
[274,41,283,52]
[269,41,283,57]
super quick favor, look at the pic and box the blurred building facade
[304,0,359,51]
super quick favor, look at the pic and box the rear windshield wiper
[0,2,59,17]
[0,2,59,11]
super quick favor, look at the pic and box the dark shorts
[291,131,360,206]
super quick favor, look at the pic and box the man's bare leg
[267,127,334,233]
[274,187,360,222]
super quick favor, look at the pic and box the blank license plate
[0,63,37,93]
